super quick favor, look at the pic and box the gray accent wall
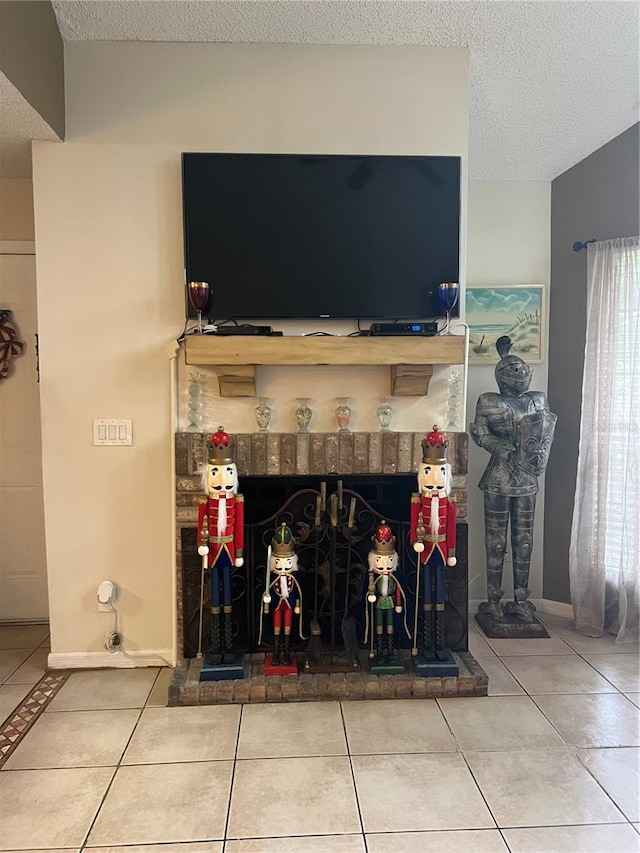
[544,123,639,603]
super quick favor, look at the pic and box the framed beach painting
[466,285,545,364]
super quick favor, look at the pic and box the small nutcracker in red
[258,523,305,669]
[410,425,457,656]
[197,426,244,663]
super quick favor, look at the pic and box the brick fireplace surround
[169,431,488,704]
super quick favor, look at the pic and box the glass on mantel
[376,397,393,431]
[187,281,210,335]
[335,397,352,432]
[185,371,206,432]
[254,398,272,432]
[295,398,313,432]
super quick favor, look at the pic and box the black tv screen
[182,153,461,321]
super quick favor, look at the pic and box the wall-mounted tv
[182,153,461,321]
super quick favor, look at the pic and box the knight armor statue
[470,337,557,636]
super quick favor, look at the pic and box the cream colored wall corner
[466,180,551,604]
[33,43,469,664]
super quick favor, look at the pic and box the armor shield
[514,411,557,477]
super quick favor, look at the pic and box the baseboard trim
[48,648,175,670]
[539,599,574,619]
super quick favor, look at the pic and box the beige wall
[466,180,551,603]
[34,43,469,661]
[0,179,34,240]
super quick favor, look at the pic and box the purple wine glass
[187,281,210,333]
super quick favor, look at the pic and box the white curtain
[569,236,640,642]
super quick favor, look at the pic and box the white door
[0,248,48,621]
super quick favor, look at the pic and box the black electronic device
[369,321,439,336]
[204,325,276,336]
[182,153,461,321]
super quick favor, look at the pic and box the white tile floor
[0,614,639,852]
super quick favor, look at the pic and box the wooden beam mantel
[184,334,465,397]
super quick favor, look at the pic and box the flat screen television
[182,153,461,321]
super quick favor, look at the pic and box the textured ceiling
[8,1,640,180]
[0,72,60,178]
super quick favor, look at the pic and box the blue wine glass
[437,282,459,334]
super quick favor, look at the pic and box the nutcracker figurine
[259,523,305,675]
[410,425,459,676]
[364,521,409,673]
[197,426,245,679]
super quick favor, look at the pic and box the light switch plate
[93,419,133,446]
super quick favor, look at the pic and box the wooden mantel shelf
[184,334,465,397]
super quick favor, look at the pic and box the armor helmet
[208,426,235,465]
[371,520,396,555]
[494,336,532,397]
[422,425,448,464]
[271,523,296,557]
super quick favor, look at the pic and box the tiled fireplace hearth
[170,431,488,704]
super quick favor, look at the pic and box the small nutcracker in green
[364,520,409,665]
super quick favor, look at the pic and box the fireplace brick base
[168,650,488,705]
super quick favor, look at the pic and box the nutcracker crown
[422,424,448,464]
[207,426,235,465]
[371,520,396,555]
[271,523,295,557]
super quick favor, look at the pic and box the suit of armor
[410,427,457,654]
[197,427,244,661]
[470,337,556,622]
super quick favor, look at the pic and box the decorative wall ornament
[466,285,544,364]
[0,309,25,381]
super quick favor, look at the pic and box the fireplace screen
[181,478,468,659]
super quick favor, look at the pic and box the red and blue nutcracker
[410,425,457,660]
[197,426,244,666]
[258,523,305,674]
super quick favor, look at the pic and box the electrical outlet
[97,580,116,612]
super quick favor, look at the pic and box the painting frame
[465,285,545,365]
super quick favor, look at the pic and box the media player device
[203,325,279,336]
[369,322,438,336]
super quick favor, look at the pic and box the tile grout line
[457,748,502,837]
[339,700,369,853]
[221,701,244,850]
[566,744,636,825]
